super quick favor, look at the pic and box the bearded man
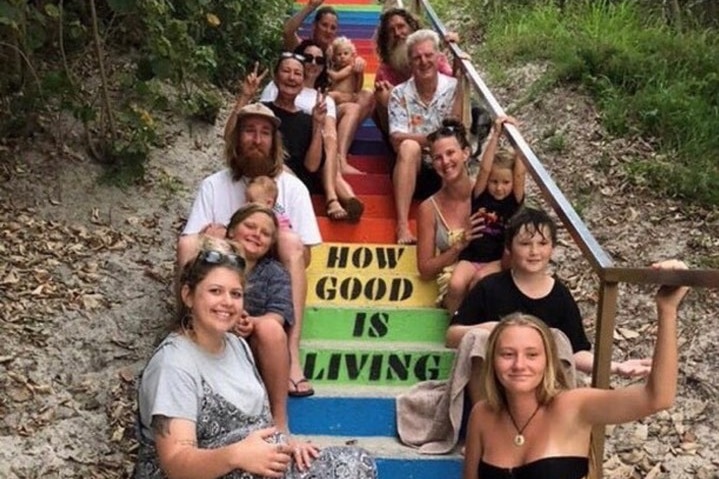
[177,102,321,396]
[373,8,455,137]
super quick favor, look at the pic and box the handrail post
[591,280,619,479]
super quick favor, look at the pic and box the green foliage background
[433,0,719,206]
[0,0,292,184]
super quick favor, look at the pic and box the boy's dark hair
[504,207,558,248]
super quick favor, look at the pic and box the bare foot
[396,226,417,245]
[326,198,348,221]
[341,163,365,175]
[339,156,365,175]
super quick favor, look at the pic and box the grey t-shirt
[138,332,266,441]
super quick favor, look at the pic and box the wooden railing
[404,0,719,473]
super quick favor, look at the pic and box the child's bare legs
[277,230,313,395]
[337,91,375,175]
[328,91,357,105]
[247,319,290,431]
[445,260,477,314]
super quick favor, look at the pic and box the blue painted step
[294,435,463,479]
[289,392,397,436]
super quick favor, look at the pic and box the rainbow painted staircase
[289,2,463,477]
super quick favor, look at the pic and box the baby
[245,176,292,231]
[326,36,363,105]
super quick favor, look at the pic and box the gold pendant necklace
[507,404,541,447]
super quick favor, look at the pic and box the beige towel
[396,327,576,454]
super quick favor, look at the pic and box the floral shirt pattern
[388,73,458,138]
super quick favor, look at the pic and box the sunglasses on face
[197,250,246,270]
[280,51,306,63]
[302,53,326,66]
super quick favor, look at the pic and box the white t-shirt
[182,169,322,246]
[260,82,337,119]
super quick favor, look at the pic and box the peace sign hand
[238,62,269,100]
[312,91,327,127]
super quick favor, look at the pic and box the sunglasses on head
[302,53,326,66]
[197,250,246,270]
[280,51,306,63]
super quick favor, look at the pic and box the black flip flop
[288,378,315,398]
[340,197,364,224]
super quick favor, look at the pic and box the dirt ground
[1,62,718,478]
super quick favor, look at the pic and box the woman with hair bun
[415,118,480,309]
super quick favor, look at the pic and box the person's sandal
[339,197,364,224]
[326,198,348,221]
[288,378,315,398]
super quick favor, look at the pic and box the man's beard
[388,38,410,77]
[236,145,274,178]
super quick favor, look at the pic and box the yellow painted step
[309,243,419,275]
[307,270,438,308]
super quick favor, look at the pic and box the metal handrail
[416,0,718,289]
[409,0,717,475]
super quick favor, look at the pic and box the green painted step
[300,340,455,386]
[302,306,449,343]
[309,243,420,275]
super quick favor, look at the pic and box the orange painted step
[311,194,418,219]
[345,172,392,196]
[318,216,416,243]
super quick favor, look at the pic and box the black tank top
[479,456,589,479]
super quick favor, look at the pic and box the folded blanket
[396,327,576,454]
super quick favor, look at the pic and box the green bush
[0,0,292,183]
[461,0,719,206]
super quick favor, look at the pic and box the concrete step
[302,306,449,343]
[317,216,415,244]
[300,339,455,386]
[292,435,463,479]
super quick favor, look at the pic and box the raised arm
[513,151,526,202]
[303,92,327,172]
[473,118,502,196]
[283,0,324,50]
[574,260,689,426]
[224,63,269,142]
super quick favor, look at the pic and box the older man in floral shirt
[388,29,462,245]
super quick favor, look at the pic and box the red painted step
[347,155,390,174]
[311,194,417,219]
[345,172,392,196]
[318,216,415,244]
